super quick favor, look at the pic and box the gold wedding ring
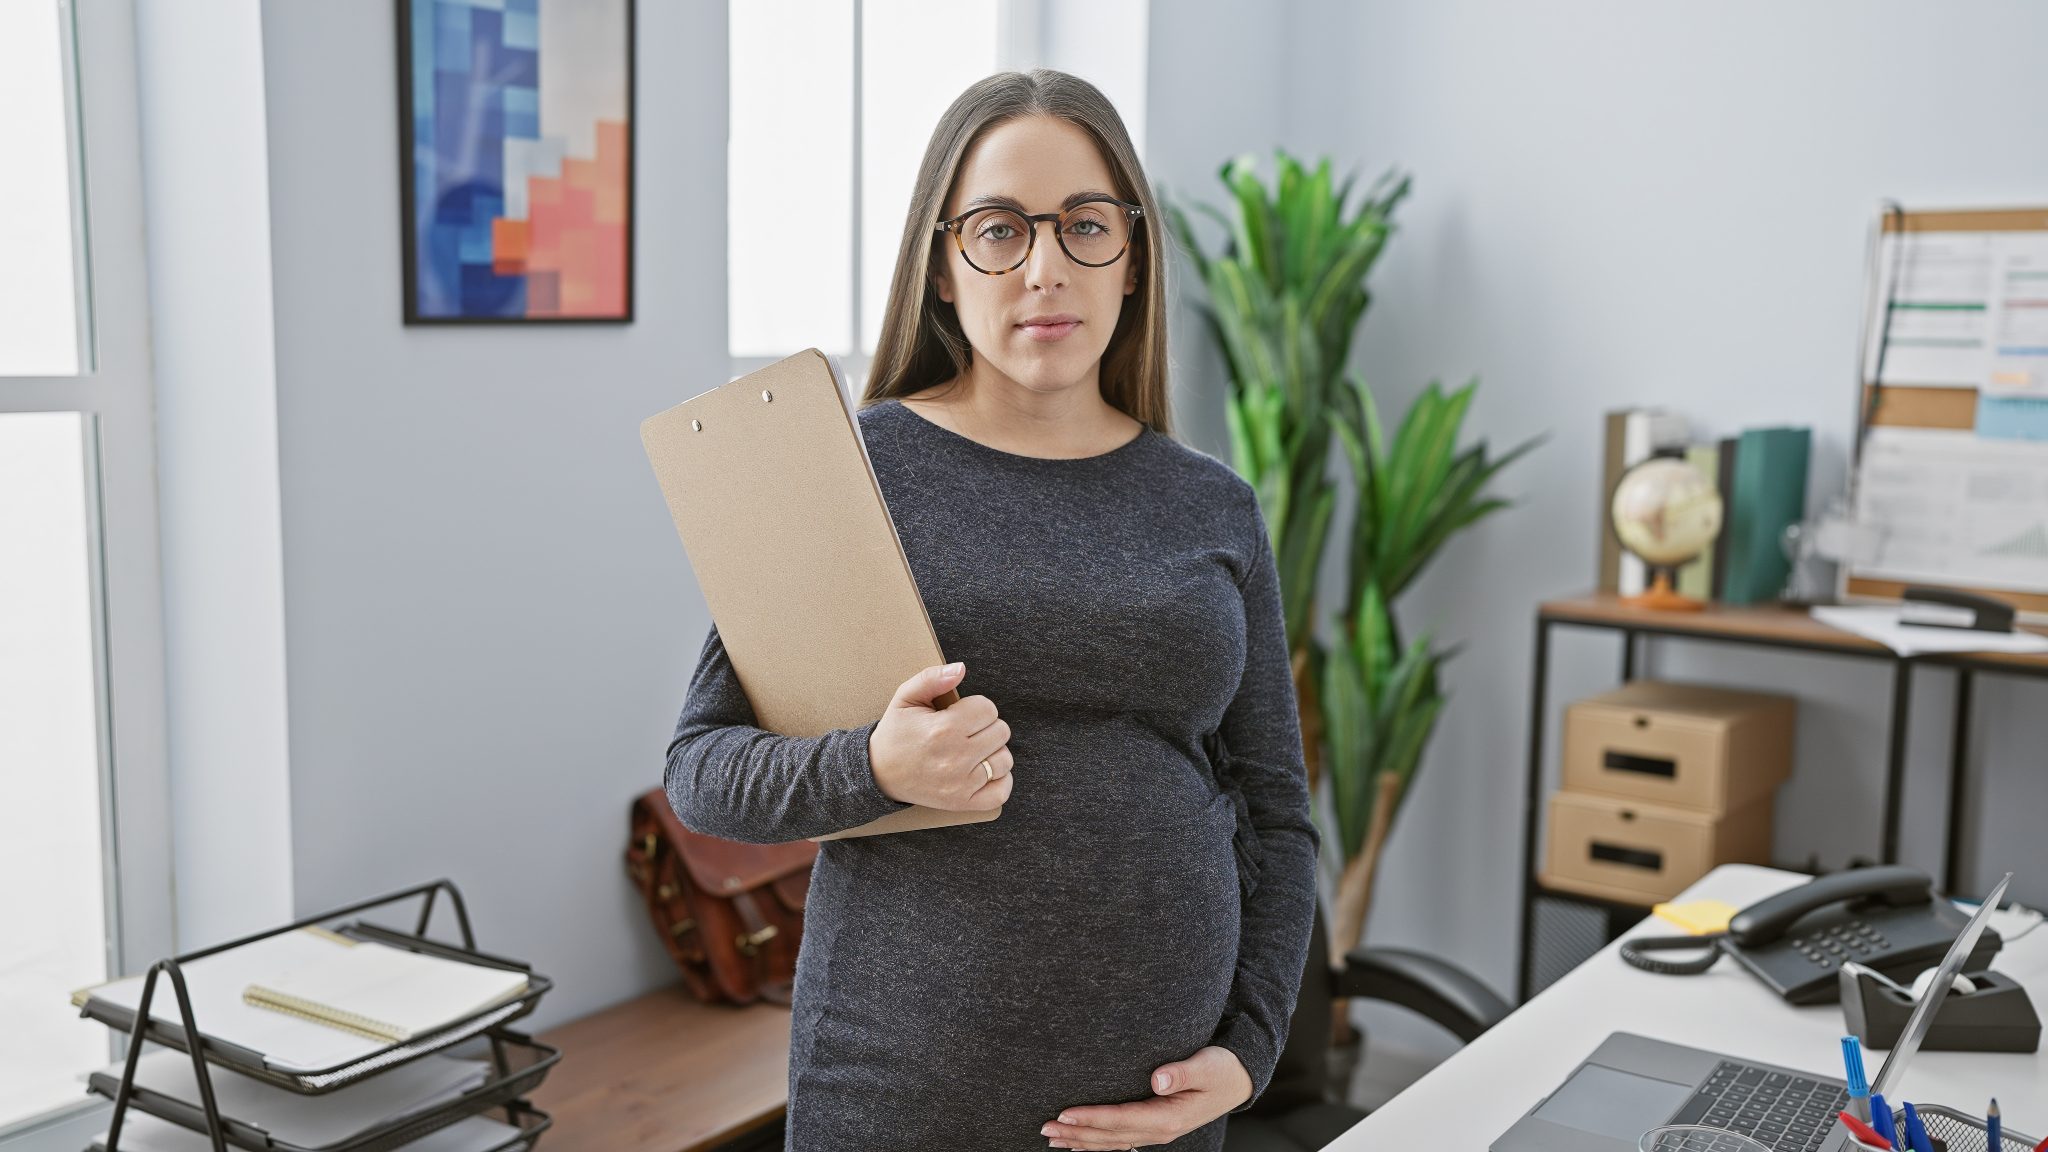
[978,758,993,783]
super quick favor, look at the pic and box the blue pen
[1869,1093,1899,1147]
[1987,1098,2000,1151]
[1840,1036,1871,1123]
[1902,1101,1933,1152]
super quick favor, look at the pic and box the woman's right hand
[868,662,1013,811]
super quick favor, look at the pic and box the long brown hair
[859,69,1172,436]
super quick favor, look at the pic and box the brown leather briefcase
[626,786,814,1006]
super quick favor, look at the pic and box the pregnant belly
[796,731,1246,1116]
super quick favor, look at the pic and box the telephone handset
[1620,866,2004,1005]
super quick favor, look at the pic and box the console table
[1517,592,2048,1001]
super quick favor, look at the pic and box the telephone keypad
[1788,917,1900,969]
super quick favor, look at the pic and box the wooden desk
[1339,864,2048,1150]
[528,985,791,1152]
[1518,592,2048,1000]
[1536,593,2048,672]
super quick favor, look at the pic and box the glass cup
[1639,1124,1774,1152]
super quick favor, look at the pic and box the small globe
[1612,456,1723,568]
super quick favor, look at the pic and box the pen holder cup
[1883,1103,2039,1152]
[1844,968,2041,1053]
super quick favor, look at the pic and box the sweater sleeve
[1206,492,1322,1114]
[664,621,915,844]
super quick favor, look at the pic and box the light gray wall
[259,1,726,1027]
[1273,0,2048,1002]
[1146,0,1308,460]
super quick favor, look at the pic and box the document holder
[71,880,557,1152]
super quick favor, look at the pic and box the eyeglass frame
[933,195,1146,275]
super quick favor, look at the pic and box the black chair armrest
[1336,946,1510,1044]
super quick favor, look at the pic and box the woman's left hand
[1040,1045,1252,1149]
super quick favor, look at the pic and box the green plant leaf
[1208,262,1278,390]
[1304,226,1388,343]
[1282,158,1337,296]
[1389,380,1475,567]
[1223,392,1254,480]
[1222,155,1277,290]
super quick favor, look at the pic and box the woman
[664,69,1319,1152]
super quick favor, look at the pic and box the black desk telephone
[1621,866,2004,1004]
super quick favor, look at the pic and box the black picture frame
[395,0,637,325]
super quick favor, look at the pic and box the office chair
[1223,902,1511,1151]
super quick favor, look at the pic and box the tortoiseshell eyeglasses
[934,195,1145,275]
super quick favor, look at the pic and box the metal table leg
[1944,669,1975,895]
[1881,660,1915,866]
[1518,617,1552,1003]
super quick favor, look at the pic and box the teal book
[1721,427,1810,605]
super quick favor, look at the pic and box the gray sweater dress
[663,395,1321,1151]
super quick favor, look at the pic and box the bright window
[0,0,88,377]
[727,0,856,358]
[0,414,109,1128]
[856,0,1000,354]
[728,0,1148,375]
[0,2,173,1143]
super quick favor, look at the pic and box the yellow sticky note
[1652,899,1739,936]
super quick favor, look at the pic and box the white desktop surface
[1328,864,2047,1149]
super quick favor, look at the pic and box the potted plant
[1165,152,1540,1042]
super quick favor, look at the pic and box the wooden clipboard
[640,348,1000,840]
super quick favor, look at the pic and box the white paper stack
[96,1048,490,1147]
[1812,604,2048,657]
[92,1109,527,1152]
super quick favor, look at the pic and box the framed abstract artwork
[396,0,635,324]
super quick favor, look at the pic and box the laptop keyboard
[1668,1060,1851,1151]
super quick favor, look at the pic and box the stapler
[1899,586,2017,633]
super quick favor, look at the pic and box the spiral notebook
[242,936,529,1043]
[73,927,398,1072]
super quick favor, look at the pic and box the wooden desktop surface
[1541,592,2048,672]
[528,985,792,1152]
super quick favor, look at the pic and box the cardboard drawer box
[1563,679,1794,814]
[1540,789,1772,906]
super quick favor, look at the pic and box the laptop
[1491,872,2012,1152]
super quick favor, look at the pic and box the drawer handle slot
[1604,750,1677,779]
[1589,841,1663,871]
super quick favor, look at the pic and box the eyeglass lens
[959,203,1130,272]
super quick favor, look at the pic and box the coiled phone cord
[1620,931,1728,976]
